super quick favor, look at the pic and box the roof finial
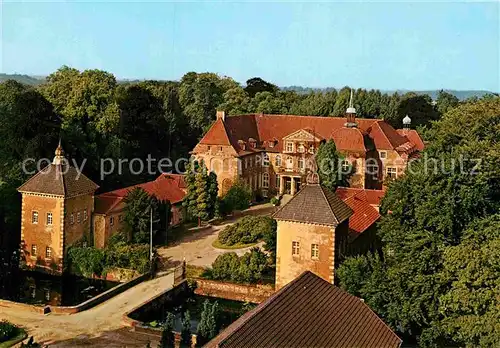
[53,139,65,165]
[345,88,357,128]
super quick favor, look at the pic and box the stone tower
[18,143,99,273]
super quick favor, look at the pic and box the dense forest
[0,66,495,256]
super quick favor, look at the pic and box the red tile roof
[335,187,383,240]
[94,174,186,214]
[197,113,422,155]
[207,271,402,348]
[343,195,381,241]
[336,187,385,207]
[397,129,425,151]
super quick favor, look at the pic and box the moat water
[0,270,119,306]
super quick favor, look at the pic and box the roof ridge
[319,185,340,225]
[59,164,66,196]
[237,113,383,123]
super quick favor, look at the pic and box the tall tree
[183,160,217,226]
[315,140,349,191]
[337,96,500,347]
[435,90,459,115]
[122,187,160,243]
[244,77,278,98]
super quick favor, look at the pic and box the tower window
[292,241,300,256]
[31,244,37,257]
[311,244,319,259]
[84,209,88,221]
[32,211,39,224]
[77,212,81,223]
[379,151,387,159]
[47,212,53,225]
[70,213,74,225]
[46,246,52,259]
[110,216,114,226]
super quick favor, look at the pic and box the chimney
[216,110,226,122]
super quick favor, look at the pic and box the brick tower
[18,142,99,273]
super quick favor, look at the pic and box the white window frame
[46,246,52,259]
[31,244,37,257]
[379,151,387,159]
[46,212,53,226]
[110,216,114,226]
[70,213,74,225]
[77,212,81,223]
[84,209,88,221]
[275,174,280,188]
[263,153,269,167]
[308,145,315,154]
[262,173,269,188]
[32,211,39,224]
[298,144,305,153]
[341,160,350,172]
[292,241,300,256]
[311,244,319,259]
[285,141,294,152]
[275,155,282,167]
[387,167,397,179]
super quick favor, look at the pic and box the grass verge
[0,329,27,348]
[211,239,259,250]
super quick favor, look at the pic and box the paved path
[0,273,175,347]
[158,203,275,268]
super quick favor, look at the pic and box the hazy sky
[2,1,499,91]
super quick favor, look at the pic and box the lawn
[0,328,27,348]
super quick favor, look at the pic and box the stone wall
[194,278,274,304]
[63,194,94,248]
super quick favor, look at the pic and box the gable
[282,128,323,142]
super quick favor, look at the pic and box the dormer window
[238,140,246,151]
[249,138,257,148]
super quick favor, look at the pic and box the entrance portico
[279,175,302,195]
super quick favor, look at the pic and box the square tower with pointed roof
[17,143,99,273]
[272,183,353,289]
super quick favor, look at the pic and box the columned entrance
[279,175,302,195]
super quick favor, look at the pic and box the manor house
[191,99,424,197]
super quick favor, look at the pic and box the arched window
[262,173,269,188]
[263,153,269,167]
[275,155,282,167]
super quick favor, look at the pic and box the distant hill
[0,73,494,101]
[0,74,45,86]
[281,86,495,101]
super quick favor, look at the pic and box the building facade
[192,108,424,197]
[18,144,99,273]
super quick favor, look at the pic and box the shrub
[0,320,17,342]
[270,197,279,206]
[181,310,192,346]
[67,247,105,277]
[211,248,269,283]
[217,216,276,246]
[222,182,252,214]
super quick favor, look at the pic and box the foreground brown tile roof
[273,184,353,226]
[196,114,420,155]
[18,164,99,198]
[206,271,402,348]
